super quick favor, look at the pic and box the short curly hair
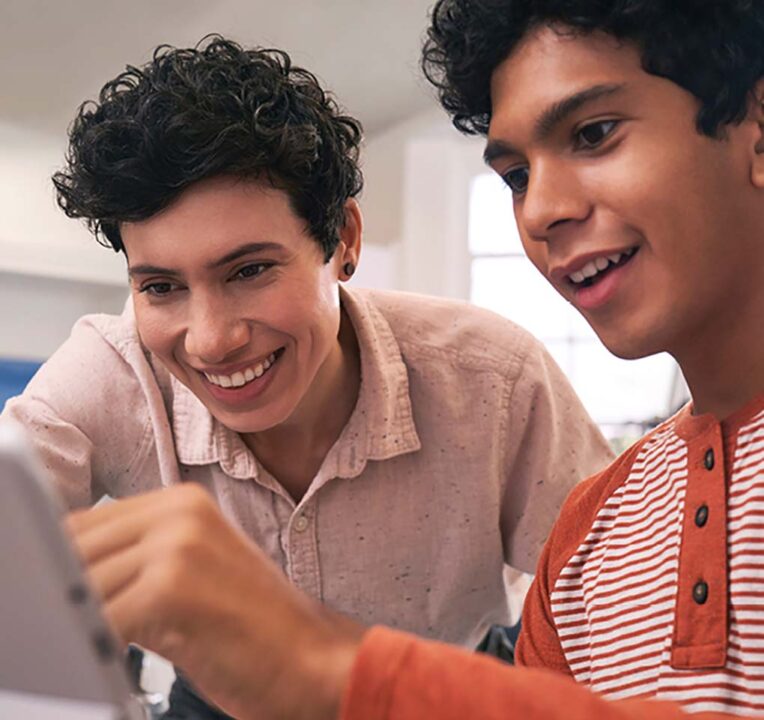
[422,0,764,137]
[53,36,363,260]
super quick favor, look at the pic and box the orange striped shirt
[518,393,764,716]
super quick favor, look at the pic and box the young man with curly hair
[61,1,764,719]
[2,35,615,719]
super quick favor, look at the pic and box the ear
[750,78,764,188]
[337,198,363,280]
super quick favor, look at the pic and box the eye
[575,120,619,149]
[139,281,176,297]
[500,166,530,195]
[233,263,270,281]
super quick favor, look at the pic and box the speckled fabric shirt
[1,286,612,647]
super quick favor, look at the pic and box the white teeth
[203,350,280,389]
[595,257,609,272]
[580,261,600,279]
[568,249,637,285]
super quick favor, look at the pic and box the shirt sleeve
[513,524,571,673]
[515,444,642,672]
[340,626,739,720]
[0,317,152,508]
[499,334,614,573]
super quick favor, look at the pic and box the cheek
[293,266,340,328]
[134,304,177,361]
[269,278,340,348]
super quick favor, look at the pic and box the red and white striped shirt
[517,394,764,716]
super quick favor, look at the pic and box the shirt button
[693,580,709,605]
[293,515,309,533]
[704,449,715,470]
[695,505,709,528]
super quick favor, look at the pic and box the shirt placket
[671,424,728,669]
[282,497,323,601]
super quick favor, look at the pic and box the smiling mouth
[202,347,285,389]
[567,247,639,289]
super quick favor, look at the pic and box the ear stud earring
[343,262,356,278]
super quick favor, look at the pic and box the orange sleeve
[513,532,570,672]
[516,445,643,671]
[340,626,742,720]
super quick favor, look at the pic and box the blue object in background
[0,359,42,408]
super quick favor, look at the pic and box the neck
[243,308,361,499]
[677,291,764,419]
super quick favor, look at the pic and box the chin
[594,327,667,361]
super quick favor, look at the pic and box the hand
[66,484,364,720]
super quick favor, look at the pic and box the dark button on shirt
[695,505,709,528]
[704,449,715,470]
[693,580,709,605]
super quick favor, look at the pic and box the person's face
[121,177,355,434]
[485,26,764,360]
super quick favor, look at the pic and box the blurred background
[0,0,687,445]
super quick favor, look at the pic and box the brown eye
[577,120,618,149]
[501,166,530,195]
[234,263,270,281]
[142,282,174,296]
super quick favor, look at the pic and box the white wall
[0,272,127,360]
[360,108,486,299]
[0,123,127,285]
[0,123,129,360]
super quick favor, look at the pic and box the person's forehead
[488,25,643,124]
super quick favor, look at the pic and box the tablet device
[0,423,147,719]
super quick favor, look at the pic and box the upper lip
[193,348,282,377]
[549,246,639,284]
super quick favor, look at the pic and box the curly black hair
[53,36,363,260]
[422,0,764,137]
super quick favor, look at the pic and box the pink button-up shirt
[2,287,612,647]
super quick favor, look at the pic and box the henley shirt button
[693,580,709,605]
[704,448,715,470]
[695,505,709,528]
[293,515,309,533]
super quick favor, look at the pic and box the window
[469,173,685,450]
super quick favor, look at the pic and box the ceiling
[0,0,440,140]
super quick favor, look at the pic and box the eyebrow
[483,82,627,164]
[127,241,284,278]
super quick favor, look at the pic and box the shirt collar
[327,286,421,479]
[168,286,421,480]
[675,391,764,442]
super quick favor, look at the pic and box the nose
[184,291,250,365]
[518,158,591,241]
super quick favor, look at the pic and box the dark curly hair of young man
[422,0,764,137]
[53,36,364,261]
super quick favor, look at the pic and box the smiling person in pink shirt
[1,35,612,718]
